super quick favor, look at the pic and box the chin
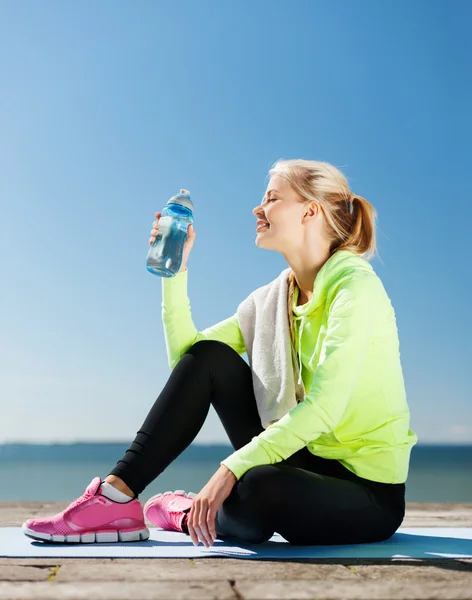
[255,233,275,249]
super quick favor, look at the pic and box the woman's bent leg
[108,340,264,496]
[217,463,405,545]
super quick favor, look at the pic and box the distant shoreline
[0,442,471,466]
[1,442,471,446]
[0,442,235,464]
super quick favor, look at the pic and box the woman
[22,159,417,549]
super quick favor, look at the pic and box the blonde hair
[265,158,379,347]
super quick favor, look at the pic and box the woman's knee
[186,340,251,385]
[187,339,224,354]
[238,465,288,509]
[186,340,243,368]
[217,481,273,544]
[218,465,287,544]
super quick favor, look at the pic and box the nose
[253,204,263,217]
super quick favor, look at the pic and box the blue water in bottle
[146,189,194,278]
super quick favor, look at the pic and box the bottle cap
[167,189,194,212]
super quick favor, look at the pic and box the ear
[302,201,319,222]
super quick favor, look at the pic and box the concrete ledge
[1,503,472,600]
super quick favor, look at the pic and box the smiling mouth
[256,223,270,232]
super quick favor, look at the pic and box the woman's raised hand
[149,211,196,271]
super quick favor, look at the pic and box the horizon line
[0,440,471,447]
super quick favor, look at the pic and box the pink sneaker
[22,477,150,543]
[144,490,196,532]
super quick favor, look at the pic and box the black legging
[108,340,406,545]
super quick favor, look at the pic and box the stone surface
[346,559,472,580]
[235,580,472,600]
[1,502,472,600]
[0,581,236,599]
[402,504,472,528]
[0,565,51,582]
[53,560,354,582]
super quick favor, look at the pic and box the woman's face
[252,175,310,251]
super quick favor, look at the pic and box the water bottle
[146,189,194,278]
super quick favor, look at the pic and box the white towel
[236,268,306,429]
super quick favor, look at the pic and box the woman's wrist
[219,464,237,482]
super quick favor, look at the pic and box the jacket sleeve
[220,273,379,480]
[162,268,246,369]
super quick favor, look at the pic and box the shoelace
[58,488,97,516]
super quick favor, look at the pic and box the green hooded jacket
[161,249,417,484]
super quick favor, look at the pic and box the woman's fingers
[149,216,160,245]
[189,506,202,546]
[207,509,217,542]
[189,501,213,547]
[187,519,199,547]
[198,505,213,547]
[194,501,212,547]
[187,506,201,547]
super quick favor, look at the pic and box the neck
[285,247,332,302]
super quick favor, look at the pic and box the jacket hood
[292,249,374,317]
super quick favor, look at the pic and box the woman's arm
[221,272,380,480]
[161,268,246,369]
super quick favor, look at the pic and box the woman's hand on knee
[187,465,237,548]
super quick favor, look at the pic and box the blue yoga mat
[2,527,472,559]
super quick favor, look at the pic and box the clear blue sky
[0,0,470,445]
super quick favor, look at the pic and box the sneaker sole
[22,524,150,543]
